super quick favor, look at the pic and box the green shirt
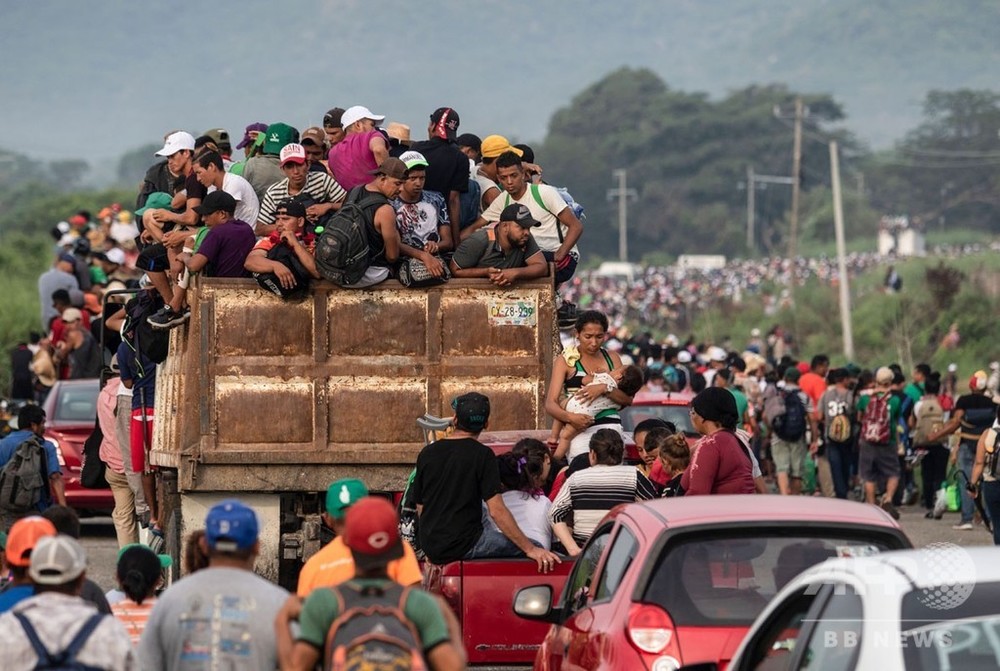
[451,228,542,270]
[729,386,749,422]
[903,382,923,405]
[298,579,450,654]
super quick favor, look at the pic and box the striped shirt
[257,172,347,226]
[112,596,157,646]
[550,465,657,545]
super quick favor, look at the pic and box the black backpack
[122,290,168,366]
[14,611,106,671]
[253,243,312,299]
[773,390,808,441]
[0,435,48,513]
[315,187,387,287]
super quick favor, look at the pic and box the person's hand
[553,249,567,264]
[277,595,303,623]
[423,240,440,255]
[162,230,187,248]
[422,253,445,278]
[489,268,513,287]
[809,440,819,455]
[274,263,297,289]
[140,229,155,244]
[566,412,594,432]
[280,229,299,246]
[526,546,562,573]
[949,451,958,467]
[574,383,606,405]
[305,204,326,222]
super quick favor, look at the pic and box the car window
[642,532,890,626]
[740,588,819,671]
[593,526,638,602]
[901,581,1000,670]
[621,404,696,434]
[54,383,99,422]
[563,525,612,616]
[796,586,862,670]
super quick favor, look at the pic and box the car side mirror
[676,664,719,671]
[513,585,559,624]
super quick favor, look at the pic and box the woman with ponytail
[111,544,166,645]
[498,439,553,550]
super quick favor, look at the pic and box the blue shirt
[0,585,34,614]
[0,430,61,511]
[117,341,156,410]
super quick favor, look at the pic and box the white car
[679,545,1000,671]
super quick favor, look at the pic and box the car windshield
[642,531,894,626]
[53,382,100,422]
[901,581,1000,670]
[621,404,696,434]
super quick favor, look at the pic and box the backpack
[504,183,574,245]
[325,581,426,671]
[772,390,808,441]
[397,257,450,289]
[253,242,313,299]
[983,428,1000,480]
[122,290,168,367]
[961,405,996,437]
[912,398,944,447]
[80,420,108,489]
[861,392,892,445]
[315,187,387,287]
[0,435,48,513]
[14,611,106,671]
[826,414,853,444]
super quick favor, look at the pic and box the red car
[43,378,115,513]
[514,496,911,671]
[623,391,697,438]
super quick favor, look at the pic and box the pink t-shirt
[681,431,756,496]
[328,130,382,190]
[97,378,124,473]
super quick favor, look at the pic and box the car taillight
[627,603,675,654]
[441,575,462,615]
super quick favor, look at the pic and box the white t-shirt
[473,167,500,208]
[207,172,260,228]
[565,372,620,417]
[482,183,577,256]
[501,490,552,550]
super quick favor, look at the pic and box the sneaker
[952,522,974,530]
[880,499,900,520]
[148,306,189,330]
[905,489,920,506]
[556,301,578,329]
[924,511,935,519]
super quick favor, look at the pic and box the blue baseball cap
[205,499,259,552]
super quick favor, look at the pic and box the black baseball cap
[452,392,490,432]
[430,107,460,141]
[500,203,540,229]
[194,190,237,216]
[275,199,307,219]
[456,133,482,153]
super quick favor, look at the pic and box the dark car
[42,378,114,513]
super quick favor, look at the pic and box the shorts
[130,407,155,473]
[541,251,578,286]
[771,436,807,477]
[858,440,900,482]
[136,243,169,272]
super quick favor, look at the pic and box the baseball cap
[300,127,328,148]
[783,367,801,383]
[323,107,346,128]
[155,131,196,157]
[194,190,238,216]
[6,516,57,567]
[105,248,126,265]
[61,307,83,323]
[275,199,307,219]
[279,143,307,166]
[500,203,540,229]
[481,135,523,159]
[875,366,894,386]
[429,107,460,141]
[970,370,989,391]
[237,122,268,150]
[708,346,727,363]
[117,542,173,569]
[677,350,692,364]
[205,499,259,552]
[370,157,407,180]
[456,133,482,153]
[325,478,369,520]
[29,535,87,586]
[341,106,385,128]
[263,123,299,156]
[452,392,490,432]
[203,128,231,152]
[399,150,429,171]
[343,497,404,570]
[948,363,958,373]
[135,192,173,218]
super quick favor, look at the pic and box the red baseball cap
[343,497,404,570]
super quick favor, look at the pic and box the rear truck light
[441,575,462,616]
[627,603,682,670]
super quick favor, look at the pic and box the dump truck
[151,275,556,587]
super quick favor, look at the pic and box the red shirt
[798,371,827,407]
[681,431,756,496]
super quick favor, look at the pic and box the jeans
[958,441,976,524]
[826,441,853,499]
[463,504,523,559]
[981,480,1000,545]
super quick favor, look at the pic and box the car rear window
[54,383,99,422]
[621,404,696,434]
[901,581,1000,670]
[642,531,894,626]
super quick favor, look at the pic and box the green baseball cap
[325,478,368,519]
[263,122,299,156]
[135,192,173,218]
[117,542,172,569]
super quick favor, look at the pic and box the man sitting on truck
[411,392,561,572]
[449,204,548,287]
[296,478,422,596]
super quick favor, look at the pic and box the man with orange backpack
[856,367,903,518]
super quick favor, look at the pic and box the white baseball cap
[105,248,126,265]
[279,143,307,166]
[155,131,196,157]
[340,106,385,128]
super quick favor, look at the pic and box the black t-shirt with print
[412,437,502,564]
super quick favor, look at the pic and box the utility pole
[830,140,854,360]
[788,96,804,259]
[607,169,637,262]
[746,166,755,251]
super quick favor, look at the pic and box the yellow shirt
[296,537,423,597]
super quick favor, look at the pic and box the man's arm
[179,251,209,273]
[400,242,447,278]
[928,409,963,444]
[446,190,461,247]
[553,208,583,262]
[49,472,66,506]
[449,234,490,278]
[374,204,400,263]
[370,134,389,166]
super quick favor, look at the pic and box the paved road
[79,500,995,594]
